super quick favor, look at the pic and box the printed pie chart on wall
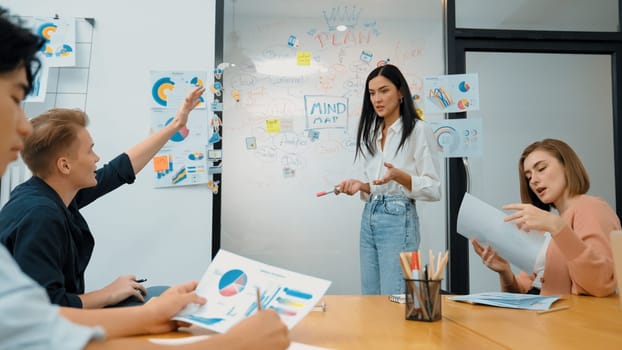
[165,117,189,142]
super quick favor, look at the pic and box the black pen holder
[404,278,442,322]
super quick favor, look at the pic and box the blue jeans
[360,195,419,295]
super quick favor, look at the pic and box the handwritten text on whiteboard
[304,95,349,129]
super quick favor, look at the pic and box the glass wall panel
[222,0,446,293]
[465,52,614,292]
[457,0,618,32]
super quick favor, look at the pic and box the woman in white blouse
[336,64,441,295]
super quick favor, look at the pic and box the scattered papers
[150,335,211,345]
[389,294,406,304]
[457,193,547,273]
[174,250,331,333]
[149,335,331,349]
[449,292,560,311]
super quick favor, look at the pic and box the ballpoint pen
[536,305,570,314]
[134,278,147,296]
[256,288,262,311]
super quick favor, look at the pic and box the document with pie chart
[149,71,210,188]
[174,250,331,333]
[428,118,483,158]
[423,73,480,114]
[150,108,209,188]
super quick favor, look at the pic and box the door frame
[445,0,622,293]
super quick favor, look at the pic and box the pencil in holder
[404,278,442,322]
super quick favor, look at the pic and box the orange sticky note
[153,155,169,172]
[297,51,311,66]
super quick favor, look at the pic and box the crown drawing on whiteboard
[322,5,362,31]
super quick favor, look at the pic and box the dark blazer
[0,154,135,307]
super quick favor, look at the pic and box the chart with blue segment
[173,250,331,334]
[219,269,248,296]
[245,286,315,317]
[149,70,210,188]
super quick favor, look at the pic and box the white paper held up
[457,193,546,273]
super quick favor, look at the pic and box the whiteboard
[5,0,216,289]
[221,1,447,293]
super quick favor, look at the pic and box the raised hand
[168,86,206,130]
[125,85,207,175]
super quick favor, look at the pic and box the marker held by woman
[316,187,340,197]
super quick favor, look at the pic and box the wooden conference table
[152,294,622,349]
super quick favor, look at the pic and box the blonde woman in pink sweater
[472,138,620,297]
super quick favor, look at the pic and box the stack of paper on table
[389,294,406,304]
[174,250,331,333]
[449,292,560,311]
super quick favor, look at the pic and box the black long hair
[355,64,421,160]
[0,7,45,94]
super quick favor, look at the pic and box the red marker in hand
[316,187,339,197]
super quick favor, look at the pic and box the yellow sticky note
[266,119,281,133]
[153,155,169,172]
[297,51,311,66]
[416,108,425,121]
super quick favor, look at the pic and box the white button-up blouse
[359,118,441,202]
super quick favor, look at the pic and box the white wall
[4,0,216,289]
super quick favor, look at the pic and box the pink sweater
[515,195,620,297]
